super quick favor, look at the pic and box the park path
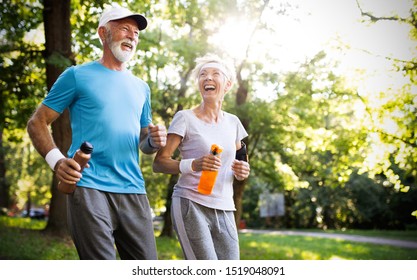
[239,229,417,249]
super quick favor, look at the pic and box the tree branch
[355,91,417,148]
[355,0,414,27]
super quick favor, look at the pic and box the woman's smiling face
[198,66,230,102]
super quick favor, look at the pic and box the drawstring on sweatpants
[224,210,236,230]
[214,209,222,233]
[214,209,236,234]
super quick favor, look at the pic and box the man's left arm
[140,123,167,154]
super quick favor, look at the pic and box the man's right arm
[27,104,63,165]
[27,104,86,185]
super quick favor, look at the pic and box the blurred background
[0,0,416,237]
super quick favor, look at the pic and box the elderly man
[27,4,166,260]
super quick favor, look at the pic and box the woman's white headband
[200,62,229,79]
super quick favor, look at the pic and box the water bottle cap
[210,144,223,156]
[80,141,94,154]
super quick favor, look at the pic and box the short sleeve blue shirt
[43,61,152,194]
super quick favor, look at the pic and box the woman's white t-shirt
[168,109,248,211]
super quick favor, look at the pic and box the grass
[0,217,78,260]
[300,228,417,242]
[1,216,416,260]
[239,233,417,260]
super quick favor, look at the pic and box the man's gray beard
[109,40,135,63]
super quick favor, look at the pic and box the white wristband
[45,148,66,171]
[179,158,195,174]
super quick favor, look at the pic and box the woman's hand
[194,154,222,171]
[231,160,250,181]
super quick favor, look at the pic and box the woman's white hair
[191,54,236,86]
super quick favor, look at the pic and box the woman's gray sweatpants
[67,187,157,260]
[171,196,239,260]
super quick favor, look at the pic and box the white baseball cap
[99,4,147,30]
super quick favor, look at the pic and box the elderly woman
[153,54,250,260]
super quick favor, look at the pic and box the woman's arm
[153,133,183,174]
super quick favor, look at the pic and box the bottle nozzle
[210,144,223,156]
[80,141,94,154]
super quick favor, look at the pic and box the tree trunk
[233,178,246,229]
[42,0,73,236]
[233,63,250,229]
[0,129,10,209]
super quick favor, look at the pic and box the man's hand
[148,123,167,149]
[55,158,89,184]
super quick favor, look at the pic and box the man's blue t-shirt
[43,61,152,194]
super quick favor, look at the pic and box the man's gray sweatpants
[67,187,157,260]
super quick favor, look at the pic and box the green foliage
[0,0,45,133]
[0,1,43,40]
[281,171,417,230]
[70,0,106,63]
[236,50,417,229]
[5,131,52,209]
[0,215,46,229]
[1,1,50,209]
[357,85,417,193]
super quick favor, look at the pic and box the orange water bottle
[197,144,223,195]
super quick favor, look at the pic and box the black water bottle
[235,141,248,162]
